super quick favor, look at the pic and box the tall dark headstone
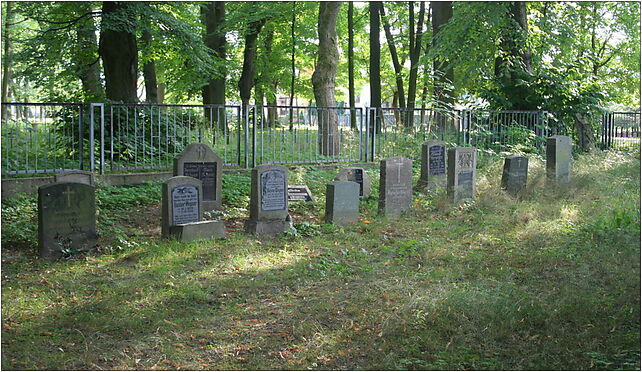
[38,182,96,259]
[335,167,372,197]
[162,176,225,241]
[501,156,528,197]
[173,143,222,211]
[378,157,413,218]
[447,147,477,203]
[418,141,447,189]
[546,135,572,185]
[245,165,292,236]
[325,181,360,225]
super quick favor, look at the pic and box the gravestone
[418,141,447,189]
[54,170,94,186]
[162,176,225,241]
[325,181,360,225]
[447,147,477,203]
[546,135,572,185]
[288,185,315,202]
[244,165,292,236]
[335,167,371,197]
[173,143,222,211]
[501,156,529,197]
[378,157,413,218]
[38,182,96,259]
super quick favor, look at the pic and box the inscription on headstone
[419,141,447,189]
[336,167,371,197]
[173,143,222,211]
[183,162,217,201]
[38,182,96,259]
[245,165,292,236]
[447,147,477,203]
[261,169,287,211]
[288,185,314,202]
[171,184,200,225]
[378,157,413,218]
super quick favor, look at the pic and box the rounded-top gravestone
[173,143,222,211]
[245,164,292,236]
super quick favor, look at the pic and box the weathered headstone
[173,143,222,211]
[546,135,572,185]
[38,182,96,259]
[325,181,360,225]
[244,165,292,236]
[378,157,413,218]
[447,147,477,203]
[501,156,529,197]
[418,141,447,189]
[54,170,94,186]
[162,176,225,241]
[288,185,315,202]
[335,167,371,197]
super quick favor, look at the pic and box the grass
[1,149,640,370]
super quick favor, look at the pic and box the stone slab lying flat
[168,220,226,242]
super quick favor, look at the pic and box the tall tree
[312,1,342,156]
[431,1,454,109]
[238,17,267,106]
[99,2,138,102]
[380,4,406,114]
[369,1,382,136]
[141,29,159,103]
[201,2,226,107]
[347,2,357,130]
[2,1,14,119]
[74,2,103,101]
[289,1,296,130]
[406,1,426,126]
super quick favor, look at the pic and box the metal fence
[3,102,636,176]
[601,112,641,150]
[1,103,86,175]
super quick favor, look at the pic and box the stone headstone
[447,147,477,203]
[38,182,96,259]
[162,176,203,238]
[501,156,529,197]
[418,141,447,189]
[335,167,372,197]
[245,165,292,236]
[54,170,94,186]
[546,135,572,185]
[325,181,360,225]
[288,185,315,202]
[173,143,222,211]
[378,157,413,218]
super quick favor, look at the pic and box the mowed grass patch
[1,150,640,370]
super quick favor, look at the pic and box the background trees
[1,1,639,127]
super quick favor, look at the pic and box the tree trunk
[289,2,296,131]
[141,30,159,103]
[2,1,13,120]
[202,2,227,131]
[348,2,357,130]
[574,113,596,152]
[75,2,103,101]
[312,1,341,156]
[238,18,266,106]
[406,1,425,128]
[99,2,138,103]
[380,4,405,113]
[431,1,454,109]
[369,1,382,135]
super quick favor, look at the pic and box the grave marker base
[169,220,226,242]
[244,217,293,236]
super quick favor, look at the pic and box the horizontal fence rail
[1,102,638,176]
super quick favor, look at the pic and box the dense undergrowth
[1,149,640,370]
